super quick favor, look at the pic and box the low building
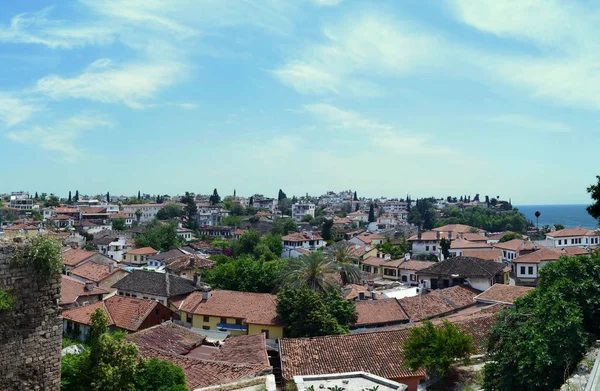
[512,247,590,286]
[122,203,165,223]
[353,299,409,329]
[397,285,479,322]
[60,275,107,310]
[348,233,386,247]
[70,261,130,294]
[282,232,325,251]
[197,226,235,239]
[62,248,114,273]
[461,249,504,262]
[291,203,316,222]
[417,256,507,291]
[177,227,194,241]
[474,284,534,306]
[62,296,177,341]
[544,227,600,248]
[123,247,159,266]
[294,372,408,391]
[492,239,537,265]
[90,237,127,261]
[112,270,204,306]
[174,290,285,339]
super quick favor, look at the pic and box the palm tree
[326,242,361,285]
[280,250,361,293]
[535,211,541,230]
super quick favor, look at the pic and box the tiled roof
[362,256,388,267]
[492,239,537,252]
[282,232,324,242]
[397,260,436,271]
[450,239,493,250]
[354,299,408,326]
[459,233,489,242]
[461,249,503,261]
[126,322,205,355]
[398,286,478,322]
[210,333,270,366]
[166,255,215,272]
[55,207,79,214]
[280,328,425,381]
[112,270,201,298]
[417,256,505,278]
[546,228,599,238]
[408,231,449,241]
[487,231,529,241]
[474,284,534,305]
[149,249,186,261]
[353,233,385,244]
[125,247,158,255]
[62,296,165,331]
[70,262,125,283]
[62,249,97,267]
[137,347,271,390]
[512,247,562,264]
[554,247,591,256]
[60,275,107,305]
[180,290,282,326]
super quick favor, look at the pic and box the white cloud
[477,114,572,133]
[6,114,113,162]
[273,14,444,95]
[0,94,39,127]
[312,0,343,6]
[178,103,198,110]
[35,60,186,108]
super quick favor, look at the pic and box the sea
[516,204,599,230]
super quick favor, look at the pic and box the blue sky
[0,0,598,204]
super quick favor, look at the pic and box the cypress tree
[106,192,110,203]
[368,203,375,223]
[138,191,141,200]
[68,191,72,203]
[74,190,79,202]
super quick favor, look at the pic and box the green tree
[368,203,375,223]
[229,203,245,216]
[221,215,242,227]
[534,210,540,229]
[135,220,184,251]
[209,189,221,205]
[321,218,334,241]
[276,284,357,338]
[439,237,451,259]
[231,229,262,257]
[301,214,313,223]
[44,194,60,207]
[587,175,600,223]
[255,233,284,261]
[106,192,110,203]
[137,190,141,200]
[278,189,287,201]
[156,204,184,220]
[183,200,198,230]
[271,217,298,235]
[134,359,187,391]
[554,223,565,230]
[499,232,523,242]
[111,218,126,231]
[353,191,358,201]
[404,320,474,379]
[74,190,79,202]
[280,251,360,293]
[68,190,72,204]
[203,255,285,293]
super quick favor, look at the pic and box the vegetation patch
[0,288,15,311]
[11,235,63,279]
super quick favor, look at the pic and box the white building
[254,198,278,213]
[544,227,600,248]
[122,203,165,223]
[10,197,34,210]
[282,232,326,251]
[292,203,316,222]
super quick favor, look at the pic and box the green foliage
[111,218,126,231]
[0,288,15,311]
[483,255,600,391]
[31,210,43,221]
[368,203,376,223]
[498,232,523,242]
[62,308,187,391]
[44,194,60,207]
[229,203,246,216]
[209,188,221,205]
[221,215,242,227]
[202,255,286,293]
[231,229,261,256]
[12,235,63,279]
[156,204,184,220]
[553,223,565,230]
[587,175,600,222]
[134,220,184,252]
[280,252,357,293]
[277,284,357,338]
[301,214,313,223]
[321,218,334,241]
[271,217,298,235]
[439,237,451,259]
[376,239,410,259]
[408,198,436,229]
[437,205,529,233]
[404,320,474,378]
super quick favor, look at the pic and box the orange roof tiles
[125,247,158,255]
[282,232,323,242]
[474,284,534,305]
[398,286,478,322]
[397,260,436,271]
[126,322,206,356]
[70,262,125,283]
[493,239,537,252]
[461,249,503,261]
[60,275,107,305]
[450,239,493,250]
[180,290,282,326]
[353,233,385,244]
[433,224,486,234]
[546,228,599,238]
[62,249,98,267]
[512,247,562,264]
[354,299,408,326]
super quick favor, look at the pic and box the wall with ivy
[0,239,62,391]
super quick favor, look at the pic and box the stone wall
[0,243,62,391]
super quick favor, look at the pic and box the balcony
[217,323,247,332]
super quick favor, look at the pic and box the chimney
[84,281,94,291]
[190,256,195,269]
[202,290,212,301]
[417,227,422,241]
[358,291,366,300]
[448,231,453,241]
[193,273,199,286]
[436,231,440,240]
[460,232,464,240]
[109,263,114,273]
[371,291,377,300]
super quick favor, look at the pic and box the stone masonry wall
[0,243,62,391]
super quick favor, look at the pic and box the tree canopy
[437,206,529,233]
[134,220,184,251]
[156,204,184,220]
[111,218,126,231]
[202,255,285,293]
[587,175,600,222]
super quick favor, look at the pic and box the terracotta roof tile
[398,286,478,322]
[180,290,283,326]
[210,333,270,366]
[512,247,561,264]
[474,284,534,305]
[493,239,537,252]
[461,249,503,261]
[450,239,493,250]
[354,299,408,326]
[397,260,436,271]
[546,228,599,238]
[433,224,486,234]
[126,322,205,355]
[62,249,98,267]
[282,232,324,242]
[125,247,158,255]
[70,262,126,283]
[60,275,107,305]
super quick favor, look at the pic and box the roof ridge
[143,346,270,368]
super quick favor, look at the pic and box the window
[410,274,416,281]
[432,246,436,251]
[186,313,193,323]
[203,315,209,322]
[202,326,210,330]
[220,317,227,324]
[558,240,561,245]
[261,329,270,339]
[134,255,138,262]
[520,266,525,275]
[235,319,242,325]
[528,266,534,275]
[425,246,429,251]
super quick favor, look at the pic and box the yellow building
[174,290,285,339]
[122,247,158,266]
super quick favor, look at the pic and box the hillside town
[1,186,600,391]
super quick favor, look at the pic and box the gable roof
[125,247,158,255]
[70,262,127,283]
[60,275,108,305]
[417,256,505,278]
[433,224,486,234]
[450,239,493,250]
[461,249,503,261]
[62,249,99,267]
[180,290,282,326]
[282,232,324,242]
[111,270,201,298]
[353,233,385,244]
[474,284,534,305]
[354,299,408,326]
[126,322,206,356]
[493,239,537,252]
[546,227,599,238]
[397,285,478,322]
[62,296,167,331]
[512,247,562,264]
[397,260,437,271]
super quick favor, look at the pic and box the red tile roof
[282,232,324,242]
[546,228,599,238]
[398,286,478,322]
[210,333,270,366]
[180,290,283,326]
[126,322,206,355]
[62,296,167,331]
[512,247,561,264]
[474,284,534,305]
[450,239,493,250]
[493,239,537,252]
[70,262,126,283]
[354,299,408,326]
[62,249,98,267]
[60,275,107,305]
[280,328,426,381]
[433,224,486,234]
[461,249,503,261]
[125,247,158,255]
[353,233,385,244]
[397,260,436,271]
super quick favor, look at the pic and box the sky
[0,0,598,205]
